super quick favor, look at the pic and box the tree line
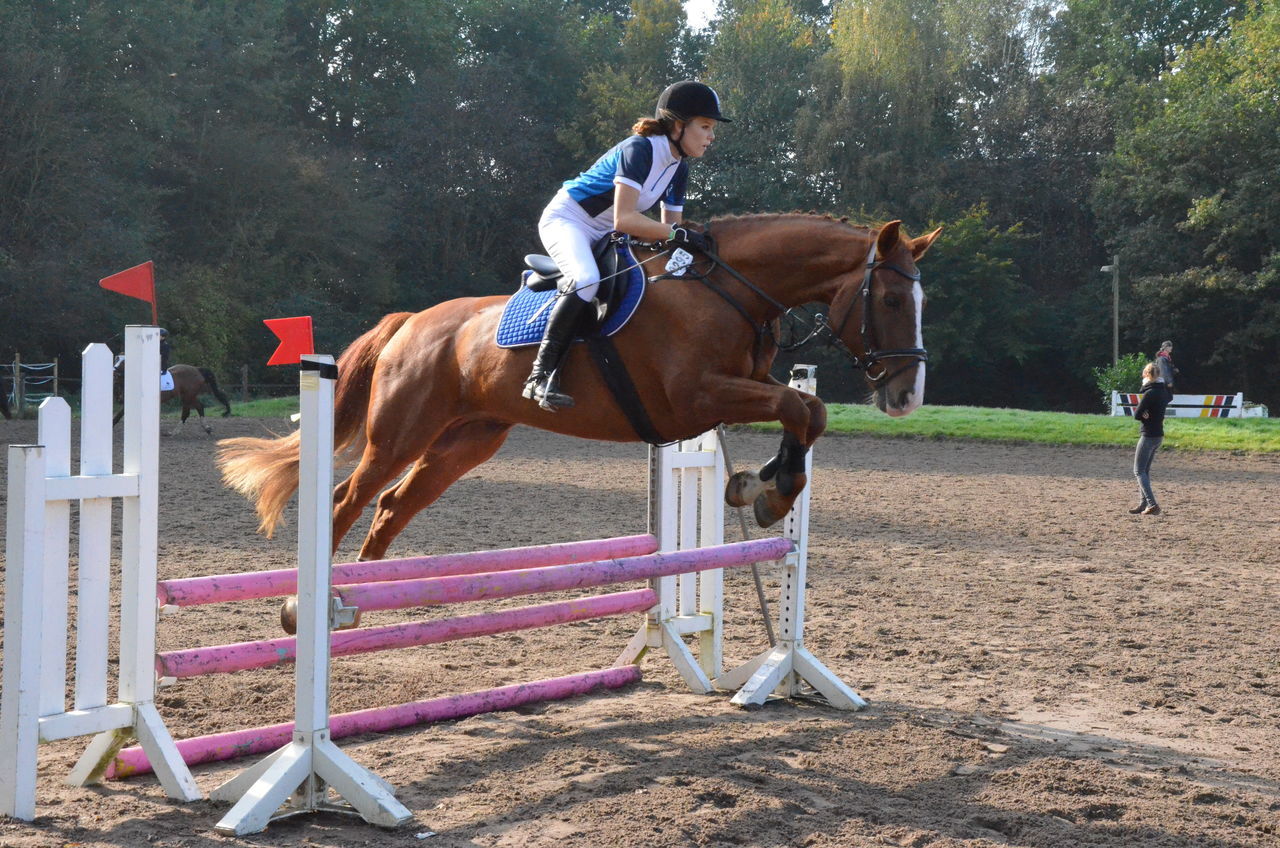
[2,0,1276,410]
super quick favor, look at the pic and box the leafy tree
[559,0,692,163]
[1047,0,1245,94]
[912,205,1039,406]
[797,0,957,219]
[699,0,823,215]
[1094,2,1280,406]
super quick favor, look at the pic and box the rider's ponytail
[632,110,680,136]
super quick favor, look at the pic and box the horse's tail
[333,311,414,456]
[216,311,414,537]
[199,367,233,417]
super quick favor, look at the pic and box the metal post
[1100,256,1120,365]
[14,353,23,418]
[1111,256,1120,366]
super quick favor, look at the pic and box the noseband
[825,241,928,387]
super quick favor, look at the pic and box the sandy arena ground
[1,414,1277,848]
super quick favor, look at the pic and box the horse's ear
[876,220,902,257]
[911,226,943,261]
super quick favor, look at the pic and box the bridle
[642,231,928,387]
[823,240,929,387]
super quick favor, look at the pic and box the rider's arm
[613,182,678,241]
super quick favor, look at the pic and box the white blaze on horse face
[886,280,926,417]
[910,280,926,408]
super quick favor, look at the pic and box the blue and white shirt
[544,135,687,237]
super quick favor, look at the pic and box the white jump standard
[1,328,199,821]
[211,355,412,834]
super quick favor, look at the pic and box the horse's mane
[707,211,879,237]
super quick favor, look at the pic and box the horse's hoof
[752,491,787,528]
[725,471,767,508]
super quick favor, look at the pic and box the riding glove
[668,225,711,254]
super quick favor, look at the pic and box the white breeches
[538,208,601,302]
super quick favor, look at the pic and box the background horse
[114,362,232,434]
[219,215,940,560]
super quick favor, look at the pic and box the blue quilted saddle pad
[494,242,645,349]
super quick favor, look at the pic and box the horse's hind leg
[357,420,514,561]
[332,442,421,554]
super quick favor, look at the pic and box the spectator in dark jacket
[1130,362,1172,515]
[1156,340,1179,389]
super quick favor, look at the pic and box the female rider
[523,80,730,410]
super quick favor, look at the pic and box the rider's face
[678,118,717,158]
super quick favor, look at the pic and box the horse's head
[829,221,941,417]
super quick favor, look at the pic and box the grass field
[220,397,1280,453]
[821,403,1280,453]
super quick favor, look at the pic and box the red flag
[99,261,158,324]
[264,316,314,365]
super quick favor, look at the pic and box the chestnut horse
[218,215,940,561]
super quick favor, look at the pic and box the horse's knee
[805,400,827,442]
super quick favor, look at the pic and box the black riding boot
[523,292,589,410]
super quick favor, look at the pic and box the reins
[633,227,929,386]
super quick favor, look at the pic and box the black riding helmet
[655,81,732,123]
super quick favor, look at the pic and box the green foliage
[814,402,1280,453]
[1090,353,1149,412]
[560,0,688,162]
[910,205,1037,406]
[1094,2,1280,406]
[699,0,822,214]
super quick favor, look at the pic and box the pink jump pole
[336,538,794,615]
[106,666,642,779]
[157,534,659,608]
[156,588,657,679]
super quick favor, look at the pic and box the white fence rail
[1110,391,1266,418]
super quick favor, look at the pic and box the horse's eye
[883,294,902,309]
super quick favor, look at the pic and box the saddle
[496,237,645,349]
[522,234,627,327]
[494,236,665,443]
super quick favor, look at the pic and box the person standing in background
[159,328,172,373]
[1156,340,1179,389]
[1130,361,1172,515]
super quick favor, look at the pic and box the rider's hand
[668,225,711,253]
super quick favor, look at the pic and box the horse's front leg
[703,376,826,527]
